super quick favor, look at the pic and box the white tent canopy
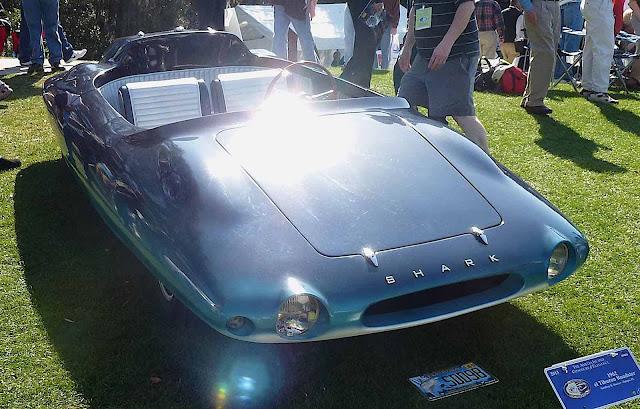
[234,3,407,65]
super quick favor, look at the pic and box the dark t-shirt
[413,0,479,61]
[271,0,308,21]
[501,6,521,43]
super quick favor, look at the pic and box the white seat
[212,69,288,113]
[119,77,211,129]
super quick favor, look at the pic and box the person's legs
[393,41,416,94]
[479,30,499,59]
[522,0,560,108]
[18,5,31,64]
[340,0,379,88]
[452,116,489,152]
[580,0,595,91]
[22,0,45,65]
[40,0,62,64]
[196,0,215,29]
[375,25,391,69]
[583,0,614,93]
[500,42,518,63]
[212,0,226,31]
[58,24,74,61]
[290,14,318,62]
[426,55,489,152]
[397,54,430,108]
[272,5,291,60]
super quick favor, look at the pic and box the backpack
[474,57,498,92]
[497,66,527,94]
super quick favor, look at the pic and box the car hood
[216,110,501,257]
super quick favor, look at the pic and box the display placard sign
[545,347,640,409]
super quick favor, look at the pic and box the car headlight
[276,294,320,338]
[548,243,569,279]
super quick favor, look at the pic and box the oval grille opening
[362,274,523,327]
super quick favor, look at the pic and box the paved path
[0,57,87,77]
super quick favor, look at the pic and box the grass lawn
[1,68,640,409]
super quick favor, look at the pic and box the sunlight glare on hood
[233,98,354,185]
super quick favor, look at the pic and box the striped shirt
[413,0,480,61]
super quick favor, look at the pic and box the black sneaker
[27,63,44,74]
[523,104,553,115]
[0,157,21,172]
[51,62,66,72]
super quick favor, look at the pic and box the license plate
[409,362,499,401]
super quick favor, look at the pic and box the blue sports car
[42,29,588,343]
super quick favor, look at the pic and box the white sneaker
[0,82,13,101]
[587,92,619,104]
[66,49,87,63]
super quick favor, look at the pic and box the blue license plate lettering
[410,363,498,401]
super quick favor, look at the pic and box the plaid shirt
[474,0,505,38]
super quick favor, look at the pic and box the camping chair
[609,31,640,94]
[550,27,585,92]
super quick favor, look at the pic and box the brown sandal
[0,81,12,101]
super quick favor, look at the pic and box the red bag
[498,66,527,95]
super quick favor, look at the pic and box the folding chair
[550,27,585,91]
[609,31,640,94]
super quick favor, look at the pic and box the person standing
[397,0,490,153]
[476,0,505,58]
[21,0,63,74]
[519,0,561,115]
[195,0,226,31]
[271,0,318,62]
[501,0,522,62]
[579,0,617,103]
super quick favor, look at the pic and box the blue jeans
[19,7,74,63]
[21,0,63,64]
[555,1,583,78]
[373,25,392,69]
[272,5,317,62]
[18,6,30,64]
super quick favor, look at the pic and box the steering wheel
[264,60,339,102]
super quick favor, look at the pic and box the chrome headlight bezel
[548,243,569,279]
[276,294,320,338]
